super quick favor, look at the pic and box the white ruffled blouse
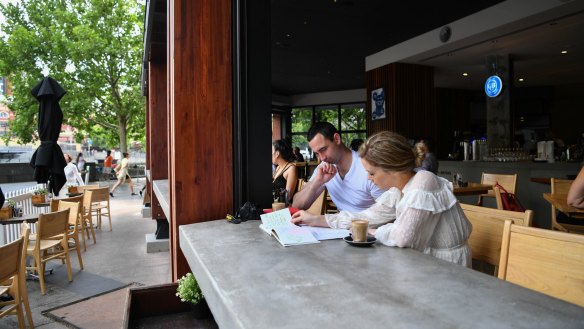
[374,171,473,267]
[325,187,401,229]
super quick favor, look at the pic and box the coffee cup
[272,202,286,211]
[351,219,369,242]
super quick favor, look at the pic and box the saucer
[344,235,376,247]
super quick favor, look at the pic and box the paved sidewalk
[0,182,171,329]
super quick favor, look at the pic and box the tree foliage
[0,0,144,152]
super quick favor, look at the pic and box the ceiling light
[561,50,567,54]
[518,78,524,82]
[462,73,468,76]
[286,33,292,38]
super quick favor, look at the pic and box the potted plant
[67,184,79,194]
[32,187,48,204]
[176,272,211,319]
[7,199,22,217]
[0,199,15,220]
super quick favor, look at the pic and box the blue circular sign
[485,75,503,97]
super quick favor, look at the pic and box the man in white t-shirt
[292,122,385,213]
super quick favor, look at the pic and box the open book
[259,208,349,246]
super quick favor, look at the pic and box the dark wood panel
[366,63,436,144]
[168,0,233,280]
[148,61,168,220]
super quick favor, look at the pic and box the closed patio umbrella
[29,76,67,195]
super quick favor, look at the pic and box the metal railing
[2,183,46,244]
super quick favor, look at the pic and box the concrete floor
[1,181,171,328]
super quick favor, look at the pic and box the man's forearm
[292,181,325,209]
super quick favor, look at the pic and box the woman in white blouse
[292,131,472,267]
[64,153,85,186]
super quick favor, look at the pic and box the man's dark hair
[107,150,111,156]
[307,122,339,142]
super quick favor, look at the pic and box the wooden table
[0,213,39,245]
[543,193,584,219]
[179,220,584,329]
[453,183,492,196]
[0,213,40,225]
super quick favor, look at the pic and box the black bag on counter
[237,202,262,221]
[227,201,263,224]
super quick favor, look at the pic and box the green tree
[0,0,144,152]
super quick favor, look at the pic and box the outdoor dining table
[179,220,584,329]
[452,182,492,196]
[0,213,39,245]
[543,193,584,219]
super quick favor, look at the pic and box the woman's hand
[291,210,327,227]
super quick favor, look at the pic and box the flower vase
[0,206,13,220]
[31,194,46,205]
[190,299,211,319]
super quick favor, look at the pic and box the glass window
[340,104,365,131]
[315,105,338,129]
[291,107,312,134]
[290,102,366,158]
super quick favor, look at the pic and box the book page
[272,226,319,246]
[306,227,349,240]
[260,208,295,231]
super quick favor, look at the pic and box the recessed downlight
[462,73,468,76]
[561,50,568,54]
[518,78,524,82]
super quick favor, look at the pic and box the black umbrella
[29,76,67,196]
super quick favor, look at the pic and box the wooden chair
[307,190,327,215]
[58,200,84,269]
[0,224,33,328]
[89,187,112,231]
[82,190,97,243]
[498,224,584,307]
[76,184,100,193]
[26,209,73,295]
[550,178,584,234]
[461,203,533,276]
[477,173,517,207]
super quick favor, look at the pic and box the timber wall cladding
[168,0,233,280]
[366,62,436,142]
[148,61,168,220]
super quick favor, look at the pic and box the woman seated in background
[272,140,298,202]
[414,139,438,175]
[292,131,472,267]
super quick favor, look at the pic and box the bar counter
[179,220,584,329]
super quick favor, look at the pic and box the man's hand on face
[313,162,337,185]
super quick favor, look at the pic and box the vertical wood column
[168,0,233,280]
[366,63,436,141]
[148,60,168,220]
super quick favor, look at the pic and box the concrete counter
[152,179,169,219]
[180,220,584,329]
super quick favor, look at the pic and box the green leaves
[0,0,145,151]
[176,273,204,305]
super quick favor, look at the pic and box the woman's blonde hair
[358,131,424,172]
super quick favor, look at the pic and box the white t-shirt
[310,150,385,213]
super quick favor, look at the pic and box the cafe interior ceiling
[411,8,584,91]
[271,0,505,95]
[271,0,584,95]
